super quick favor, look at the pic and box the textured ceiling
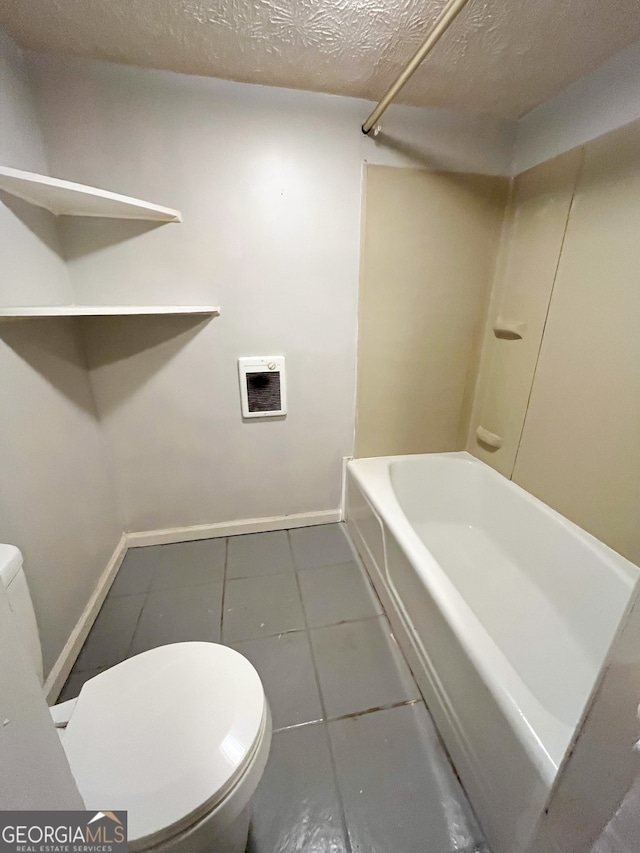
[1,0,640,118]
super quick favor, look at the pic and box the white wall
[24,53,514,534]
[514,40,640,174]
[0,30,121,675]
[0,28,72,305]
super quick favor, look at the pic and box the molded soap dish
[476,426,504,450]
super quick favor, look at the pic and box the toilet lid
[62,643,266,845]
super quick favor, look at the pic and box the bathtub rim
[354,452,638,589]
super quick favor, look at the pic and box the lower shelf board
[0,305,220,320]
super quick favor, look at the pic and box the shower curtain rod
[362,0,472,134]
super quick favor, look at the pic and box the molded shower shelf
[0,166,181,221]
[0,306,220,320]
[493,319,526,340]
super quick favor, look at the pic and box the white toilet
[0,544,272,853]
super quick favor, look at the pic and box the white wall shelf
[0,306,219,320]
[0,166,181,221]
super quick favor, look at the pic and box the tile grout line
[108,577,227,598]
[323,698,355,853]
[123,567,156,661]
[273,697,423,734]
[230,611,386,649]
[347,532,424,703]
[327,697,422,725]
[287,531,326,717]
[294,557,360,576]
[308,612,383,631]
[219,537,229,643]
[347,542,485,845]
[70,584,149,680]
[273,717,324,734]
[346,533,388,622]
[287,527,354,853]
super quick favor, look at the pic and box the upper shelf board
[0,166,181,222]
[0,306,219,320]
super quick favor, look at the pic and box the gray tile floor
[61,523,488,853]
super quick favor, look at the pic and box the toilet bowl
[0,544,272,853]
[59,643,271,852]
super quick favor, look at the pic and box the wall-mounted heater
[238,356,287,418]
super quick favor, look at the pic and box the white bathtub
[346,452,638,853]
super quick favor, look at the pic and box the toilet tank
[0,545,44,685]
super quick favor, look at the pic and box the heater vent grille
[247,372,281,413]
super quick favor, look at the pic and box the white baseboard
[44,534,128,705]
[125,509,342,548]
